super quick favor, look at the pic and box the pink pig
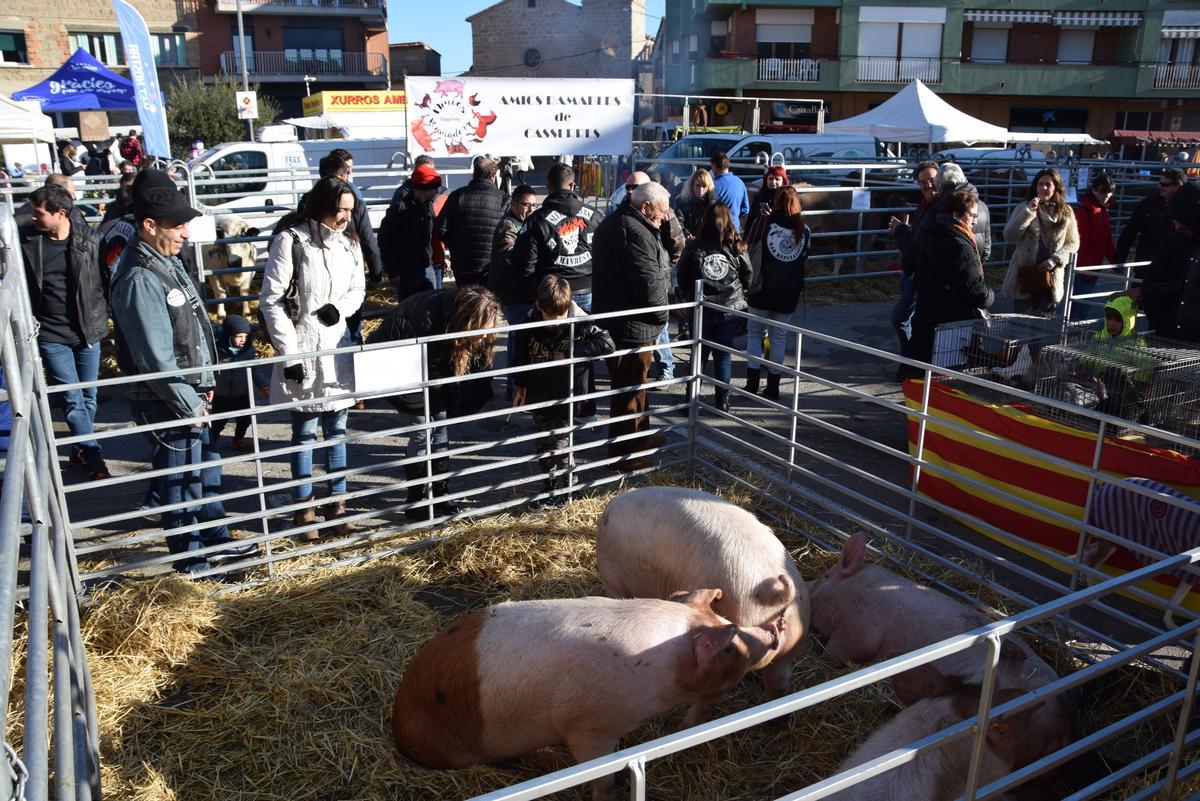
[809,532,1071,767]
[825,665,1041,801]
[392,590,781,800]
[596,487,810,696]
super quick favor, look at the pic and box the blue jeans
[396,409,450,458]
[702,310,738,389]
[891,274,916,357]
[427,265,444,291]
[131,401,231,571]
[746,310,791,372]
[39,340,101,459]
[502,302,534,397]
[290,408,349,500]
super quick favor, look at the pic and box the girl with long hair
[261,176,365,541]
[677,202,753,411]
[745,185,810,400]
[372,284,501,520]
[1002,168,1080,314]
[673,168,716,238]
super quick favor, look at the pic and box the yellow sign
[302,90,407,116]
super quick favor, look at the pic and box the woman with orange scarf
[907,189,995,368]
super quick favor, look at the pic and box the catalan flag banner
[903,379,1200,613]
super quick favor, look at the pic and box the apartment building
[195,0,389,118]
[660,1,1200,141]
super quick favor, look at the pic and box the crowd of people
[15,143,1200,576]
[889,160,1200,379]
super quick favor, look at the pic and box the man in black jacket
[437,157,509,287]
[1116,168,1185,266]
[1131,180,1200,342]
[887,160,939,366]
[593,182,672,470]
[379,162,444,301]
[488,185,539,399]
[22,184,111,479]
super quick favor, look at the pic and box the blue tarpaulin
[13,48,137,111]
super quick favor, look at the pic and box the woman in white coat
[261,177,365,541]
[1002,168,1080,314]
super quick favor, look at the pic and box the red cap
[410,163,442,189]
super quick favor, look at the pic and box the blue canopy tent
[13,48,136,111]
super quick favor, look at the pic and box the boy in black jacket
[512,275,615,497]
[210,314,268,450]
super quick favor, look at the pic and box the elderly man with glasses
[1116,167,1186,266]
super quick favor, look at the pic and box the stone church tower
[467,0,647,79]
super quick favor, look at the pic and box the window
[0,31,28,64]
[757,9,814,60]
[1057,29,1095,64]
[688,33,699,59]
[1009,106,1088,133]
[283,25,342,52]
[731,140,772,160]
[711,19,729,52]
[70,32,124,66]
[152,33,187,67]
[1160,37,1200,66]
[1116,110,1165,130]
[195,150,268,197]
[970,25,1008,62]
[230,31,255,71]
[671,38,680,63]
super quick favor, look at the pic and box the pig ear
[246,226,260,237]
[999,639,1028,668]
[670,588,723,609]
[892,664,950,706]
[754,575,794,608]
[836,533,867,577]
[692,624,737,668]
[983,689,1041,761]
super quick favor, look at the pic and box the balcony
[213,0,385,29]
[219,50,388,84]
[1155,63,1200,90]
[856,57,941,84]
[758,58,821,82]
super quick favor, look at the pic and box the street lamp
[235,0,254,141]
[304,74,315,96]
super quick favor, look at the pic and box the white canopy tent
[824,80,1010,144]
[1007,132,1108,146]
[0,94,55,144]
[284,112,401,140]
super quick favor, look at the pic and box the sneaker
[86,457,111,480]
[207,539,259,563]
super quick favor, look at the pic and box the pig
[595,486,809,696]
[825,665,1040,801]
[202,214,259,320]
[392,589,781,801]
[809,532,1070,767]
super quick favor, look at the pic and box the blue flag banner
[112,0,171,158]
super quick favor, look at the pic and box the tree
[164,76,281,156]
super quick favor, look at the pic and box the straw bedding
[5,479,1192,800]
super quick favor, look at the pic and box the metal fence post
[686,281,704,481]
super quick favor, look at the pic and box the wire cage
[1032,336,1200,452]
[932,314,1068,393]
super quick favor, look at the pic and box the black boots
[404,459,460,521]
[744,368,761,395]
[763,372,781,401]
[715,388,730,413]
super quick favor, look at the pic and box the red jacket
[1074,194,1115,267]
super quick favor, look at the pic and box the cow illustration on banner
[404,76,634,158]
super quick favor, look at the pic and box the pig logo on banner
[411,79,499,154]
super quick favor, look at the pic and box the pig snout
[738,617,784,664]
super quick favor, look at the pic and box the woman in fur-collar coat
[1002,168,1080,314]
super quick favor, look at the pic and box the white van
[935,147,1047,166]
[727,133,881,166]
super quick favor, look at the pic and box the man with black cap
[110,169,256,575]
[379,161,446,301]
[1130,180,1200,343]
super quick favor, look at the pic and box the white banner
[404,76,634,158]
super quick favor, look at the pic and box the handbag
[1016,233,1054,294]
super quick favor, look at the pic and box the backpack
[256,228,302,353]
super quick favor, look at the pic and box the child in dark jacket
[513,275,615,497]
[211,315,268,450]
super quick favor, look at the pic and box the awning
[1053,11,1142,27]
[1112,129,1200,145]
[1162,27,1200,38]
[964,10,1051,24]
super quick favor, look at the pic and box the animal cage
[932,314,1067,397]
[1032,337,1200,453]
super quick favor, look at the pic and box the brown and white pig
[595,486,809,696]
[809,532,1071,767]
[392,589,781,800]
[825,666,1040,801]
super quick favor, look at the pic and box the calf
[202,214,259,320]
[392,589,781,800]
[596,487,810,695]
